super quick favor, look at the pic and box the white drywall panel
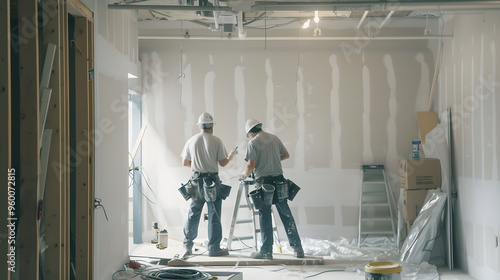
[139,38,434,243]
[438,11,500,280]
[92,1,140,279]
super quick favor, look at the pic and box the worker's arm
[218,147,238,167]
[241,159,256,179]
[219,158,230,167]
[182,159,191,167]
[280,150,290,161]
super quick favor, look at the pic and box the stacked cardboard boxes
[400,158,441,230]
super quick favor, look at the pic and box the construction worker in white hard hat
[181,112,238,257]
[241,119,304,260]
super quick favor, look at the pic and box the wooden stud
[74,16,91,280]
[41,1,67,279]
[17,0,41,279]
[87,20,95,279]
[61,1,71,278]
[0,1,12,277]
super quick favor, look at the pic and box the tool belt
[178,172,231,201]
[255,175,301,204]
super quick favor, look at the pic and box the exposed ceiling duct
[110,0,500,39]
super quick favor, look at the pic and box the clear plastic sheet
[400,191,447,266]
[280,236,440,279]
[286,237,398,260]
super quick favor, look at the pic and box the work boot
[181,249,192,259]
[250,251,273,260]
[293,246,304,258]
[208,247,229,257]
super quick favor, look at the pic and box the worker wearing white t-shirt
[241,119,304,260]
[181,112,237,257]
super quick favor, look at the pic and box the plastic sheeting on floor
[284,237,440,279]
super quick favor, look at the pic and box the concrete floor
[127,238,476,280]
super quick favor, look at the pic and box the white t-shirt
[244,131,287,179]
[181,132,228,173]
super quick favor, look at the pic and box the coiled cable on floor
[142,269,211,280]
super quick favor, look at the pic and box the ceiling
[108,1,500,37]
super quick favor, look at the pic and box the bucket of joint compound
[274,181,288,200]
[365,262,402,280]
[249,188,265,209]
[262,184,275,205]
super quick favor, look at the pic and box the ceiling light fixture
[314,10,320,23]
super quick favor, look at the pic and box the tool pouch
[217,183,231,200]
[249,188,265,210]
[203,177,218,202]
[178,181,192,201]
[286,179,301,201]
[273,180,289,201]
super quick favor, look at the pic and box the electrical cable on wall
[129,153,158,204]
[129,167,158,205]
[94,198,109,221]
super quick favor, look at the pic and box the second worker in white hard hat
[181,112,238,257]
[241,119,304,260]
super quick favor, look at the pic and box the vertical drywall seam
[204,56,215,114]
[329,55,341,171]
[234,61,246,149]
[265,58,274,132]
[362,58,374,164]
[415,53,430,114]
[480,32,485,180]
[203,75,215,116]
[491,37,498,181]
[470,36,475,180]
[294,56,305,172]
[384,54,398,184]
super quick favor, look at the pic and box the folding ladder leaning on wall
[357,165,397,247]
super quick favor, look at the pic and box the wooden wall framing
[6,0,94,279]
[17,1,41,279]
[73,15,95,280]
[42,0,69,279]
[1,1,12,278]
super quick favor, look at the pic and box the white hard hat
[245,119,262,136]
[197,112,214,125]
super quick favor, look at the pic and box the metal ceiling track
[108,0,500,11]
[138,35,453,41]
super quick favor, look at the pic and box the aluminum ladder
[226,179,281,252]
[357,165,397,247]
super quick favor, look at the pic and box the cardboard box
[400,158,441,189]
[402,189,429,225]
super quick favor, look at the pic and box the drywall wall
[90,1,140,279]
[438,11,500,280]
[138,37,435,244]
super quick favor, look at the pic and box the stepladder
[226,178,282,252]
[358,165,397,247]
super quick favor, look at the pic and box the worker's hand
[240,172,248,180]
[228,147,238,161]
